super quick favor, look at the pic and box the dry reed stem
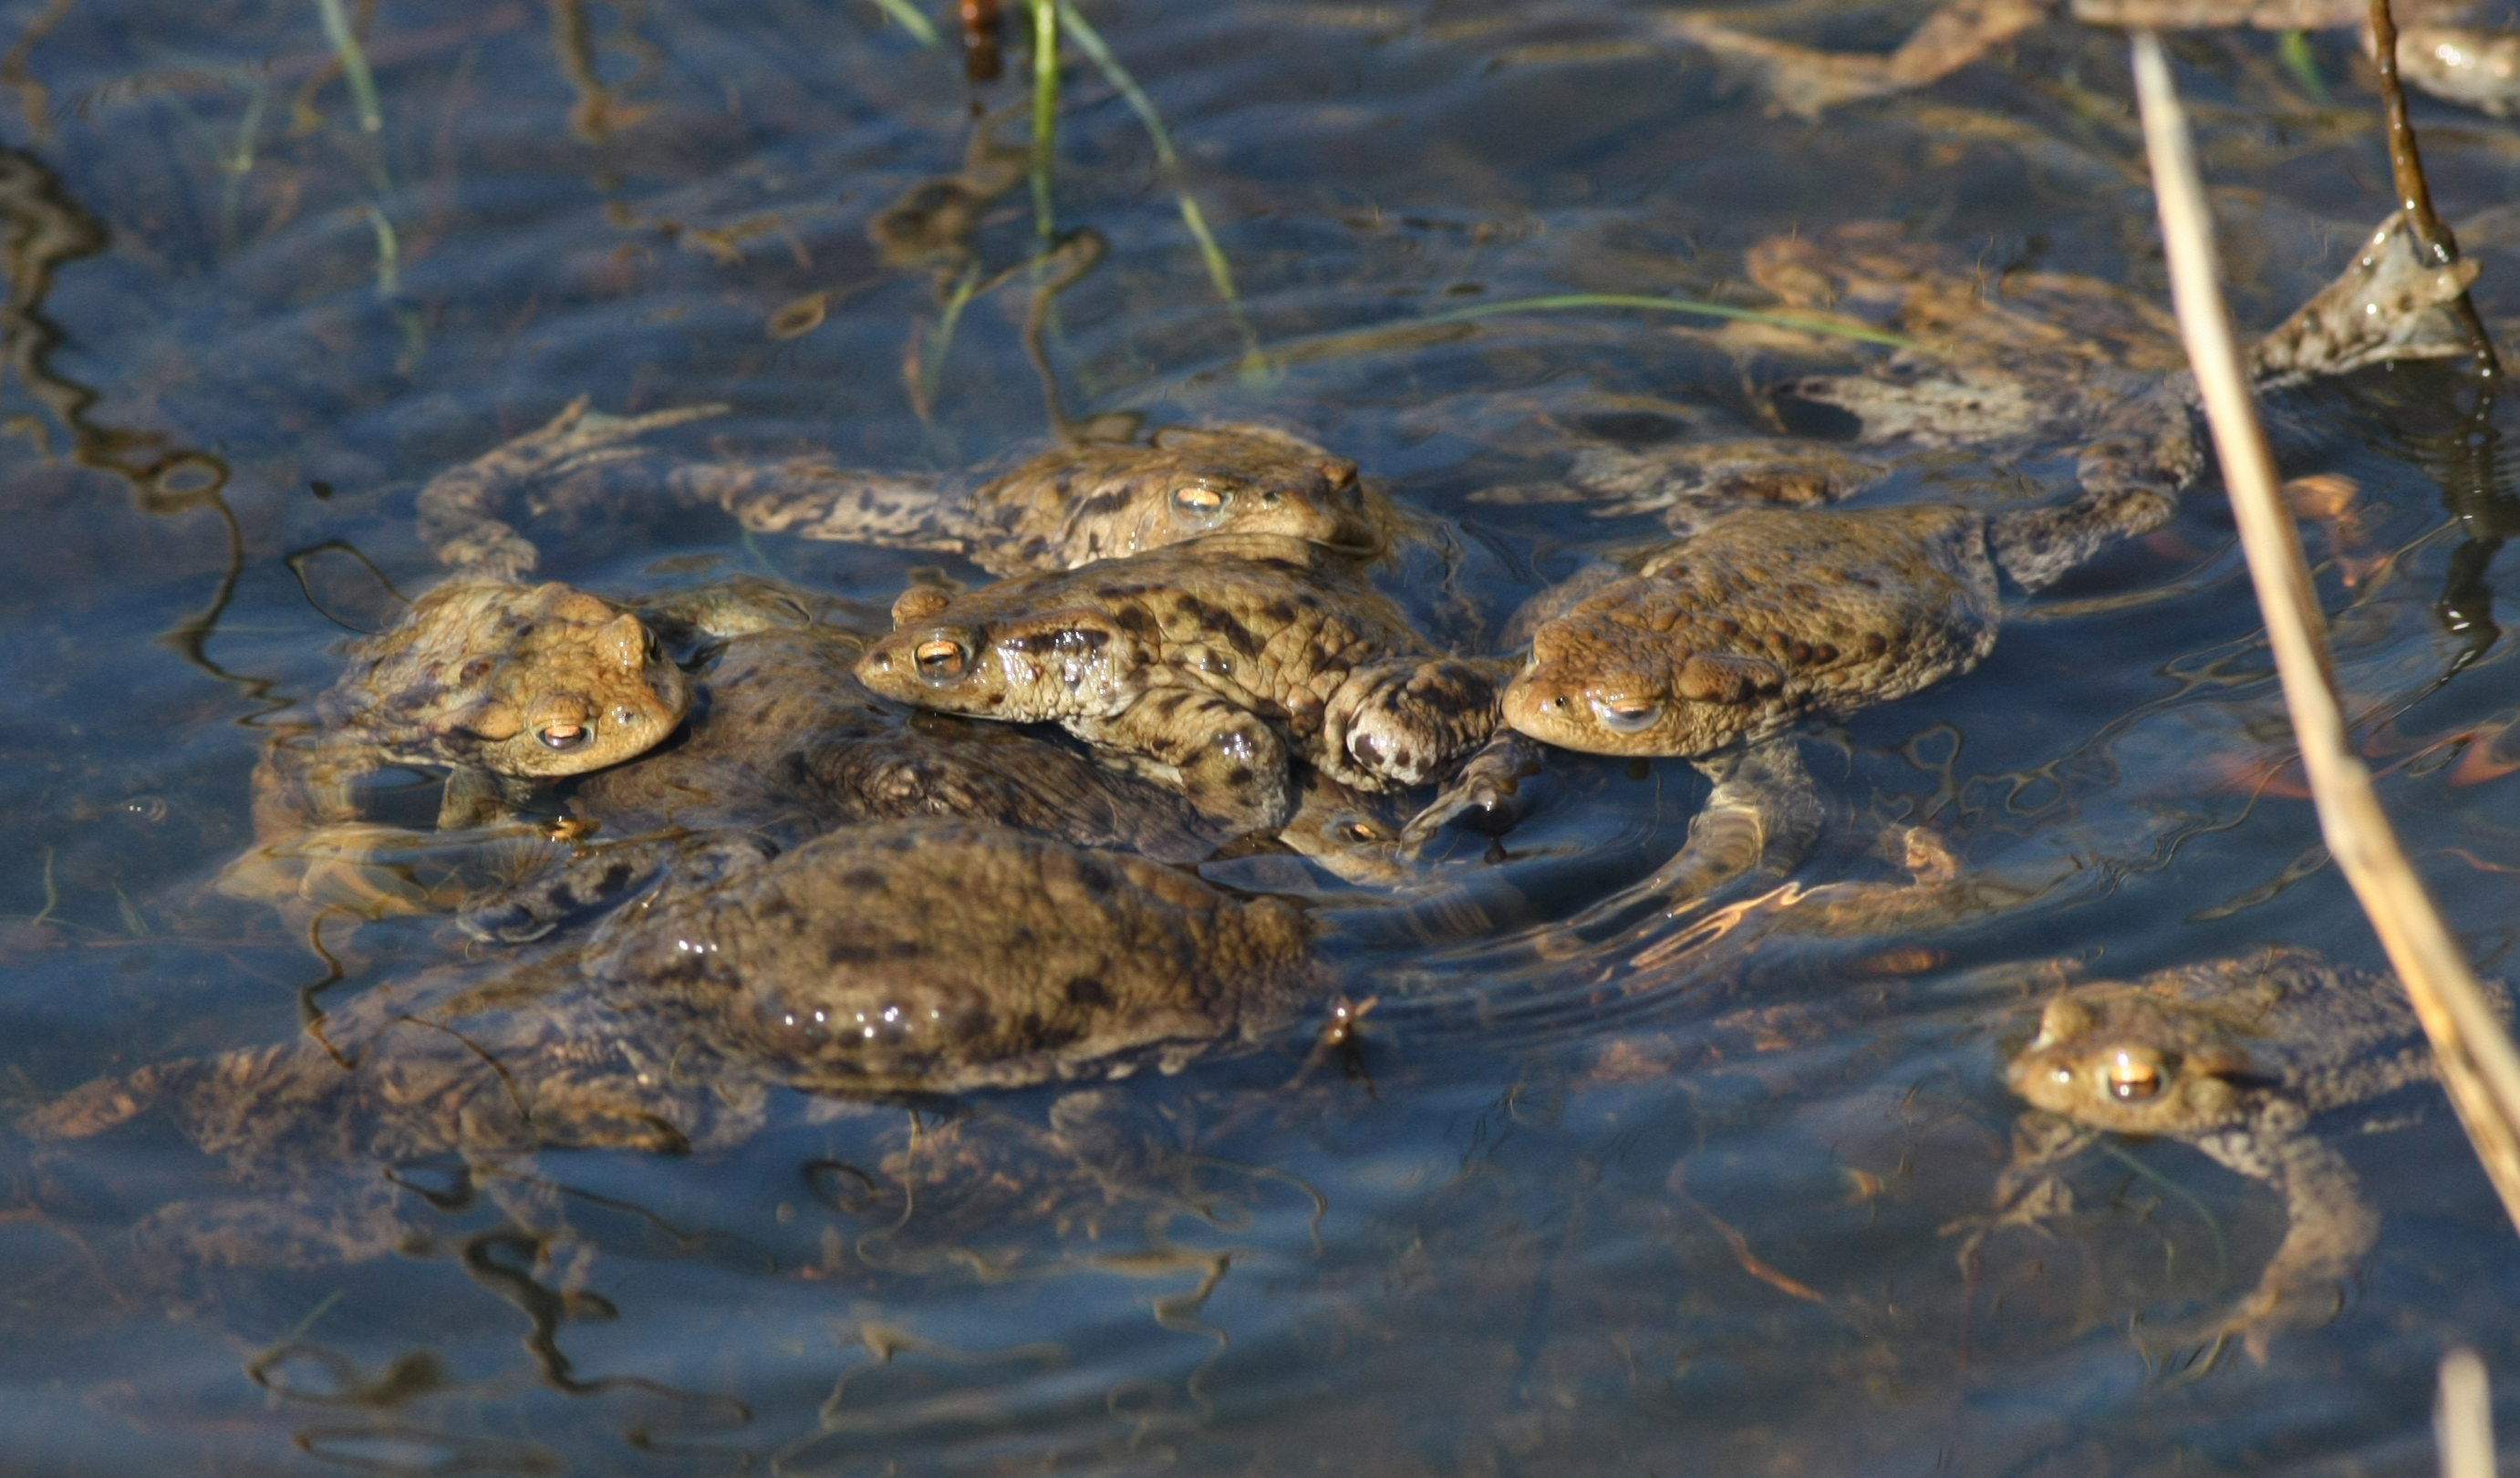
[2437,1349,2494,1478]
[2129,30,2520,1240]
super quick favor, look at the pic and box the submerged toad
[415,403,1384,583]
[667,421,1384,575]
[237,581,690,887]
[1482,211,2474,585]
[34,820,1324,1174]
[1444,209,2480,913]
[1990,949,2473,1360]
[592,820,1325,1093]
[854,533,1506,832]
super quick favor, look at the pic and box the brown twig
[2370,0,2503,377]
[2131,30,2520,1239]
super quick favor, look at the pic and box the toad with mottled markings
[854,533,1507,832]
[668,421,1384,574]
[416,404,1384,583]
[224,580,693,915]
[1437,209,2481,916]
[29,821,1327,1202]
[1983,949,2496,1361]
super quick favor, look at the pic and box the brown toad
[1478,211,2474,587]
[22,820,1330,1276]
[414,402,1384,583]
[666,421,1384,575]
[1443,209,2480,913]
[591,820,1326,1093]
[1506,505,1999,760]
[853,533,1505,832]
[36,822,1324,1163]
[1987,949,2485,1361]
[227,581,692,912]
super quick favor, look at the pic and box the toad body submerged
[1987,950,2486,1359]
[246,579,691,845]
[416,399,1385,582]
[1449,209,2484,917]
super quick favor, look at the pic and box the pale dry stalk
[2129,29,2520,1238]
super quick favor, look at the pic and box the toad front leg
[1317,656,1506,792]
[1070,688,1296,833]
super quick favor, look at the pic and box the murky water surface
[6,2,2520,1473]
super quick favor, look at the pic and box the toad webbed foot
[1071,689,1296,833]
[1400,730,1549,847]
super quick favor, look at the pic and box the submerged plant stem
[864,0,940,47]
[364,204,399,298]
[1422,294,1928,351]
[1057,1,1261,371]
[313,0,381,133]
[1029,0,1058,239]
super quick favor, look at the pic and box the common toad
[591,820,1325,1093]
[34,820,1323,1161]
[855,532,1506,832]
[231,580,692,915]
[667,422,1384,575]
[1480,211,2474,584]
[1451,209,2479,915]
[415,406,1384,582]
[1988,949,2477,1360]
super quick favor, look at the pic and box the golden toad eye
[2104,1048,2162,1101]
[1171,482,1228,520]
[539,723,589,750]
[1589,695,1662,734]
[1340,821,1383,842]
[914,637,969,681]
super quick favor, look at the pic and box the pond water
[5,1,2520,1473]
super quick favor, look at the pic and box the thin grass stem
[1058,1,1172,164]
[1029,0,1058,240]
[865,0,940,47]
[312,0,381,133]
[1421,294,1927,351]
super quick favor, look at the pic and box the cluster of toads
[26,203,2503,1361]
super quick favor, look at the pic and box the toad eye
[1339,819,1387,843]
[914,636,970,682]
[1171,481,1229,522]
[2103,1048,2163,1101]
[539,723,589,750]
[1589,695,1662,734]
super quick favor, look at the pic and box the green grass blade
[865,0,940,47]
[1030,0,1059,239]
[1421,294,1928,351]
[1058,1,1173,166]
[2276,30,2328,105]
[312,0,381,132]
